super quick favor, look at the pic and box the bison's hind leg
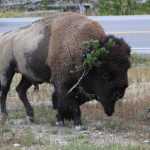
[55,112,65,126]
[52,91,65,126]
[0,65,15,124]
[16,76,34,122]
[52,91,58,109]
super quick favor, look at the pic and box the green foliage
[98,0,136,15]
[131,53,150,66]
[19,128,35,146]
[134,0,150,14]
[62,141,149,150]
[34,105,57,125]
[46,142,150,150]
[0,10,23,17]
[98,0,150,15]
[41,0,49,10]
[82,39,113,68]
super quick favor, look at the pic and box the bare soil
[0,69,150,149]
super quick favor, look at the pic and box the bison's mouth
[104,107,114,116]
[112,86,127,100]
[96,96,101,101]
[96,96,116,116]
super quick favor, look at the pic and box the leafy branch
[82,39,111,68]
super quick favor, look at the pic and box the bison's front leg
[52,90,64,126]
[56,98,82,127]
[53,82,82,127]
[72,103,82,127]
[0,65,15,125]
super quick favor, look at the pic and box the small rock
[13,143,21,147]
[143,140,150,144]
[0,113,8,125]
[56,121,64,127]
[81,130,90,134]
[98,132,103,135]
[75,125,82,131]
[95,122,103,131]
[55,139,68,145]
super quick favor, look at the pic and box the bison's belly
[16,56,51,83]
[25,63,51,83]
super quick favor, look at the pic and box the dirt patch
[0,98,149,149]
[0,67,150,149]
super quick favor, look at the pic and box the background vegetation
[98,0,150,15]
[0,1,150,149]
[0,54,150,150]
[1,0,150,16]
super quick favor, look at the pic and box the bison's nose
[114,84,128,99]
[104,107,114,116]
[117,81,128,90]
[115,90,124,99]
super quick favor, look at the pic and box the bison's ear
[127,47,131,56]
[100,35,116,47]
[94,61,102,68]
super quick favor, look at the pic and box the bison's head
[82,35,131,116]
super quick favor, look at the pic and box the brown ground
[0,67,150,149]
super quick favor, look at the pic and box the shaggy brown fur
[47,12,131,126]
[48,12,106,83]
[0,12,130,126]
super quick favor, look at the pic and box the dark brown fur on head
[53,35,131,122]
[48,13,131,125]
[81,35,131,116]
[101,35,130,58]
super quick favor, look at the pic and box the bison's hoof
[0,113,8,125]
[26,116,34,124]
[56,121,64,127]
[75,125,83,131]
[75,125,87,131]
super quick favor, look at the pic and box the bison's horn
[94,61,102,67]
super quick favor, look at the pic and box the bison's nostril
[118,94,123,99]
[122,85,128,90]
[104,107,114,116]
[96,96,101,100]
[115,90,124,99]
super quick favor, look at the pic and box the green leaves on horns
[82,39,115,68]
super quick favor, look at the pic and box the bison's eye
[102,73,111,80]
[102,71,115,81]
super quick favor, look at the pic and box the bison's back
[0,31,16,74]
[48,12,106,82]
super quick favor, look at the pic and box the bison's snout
[101,101,115,116]
[113,84,127,99]
[104,106,114,116]
[115,90,124,99]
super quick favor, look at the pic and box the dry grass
[80,65,150,144]
[0,10,61,18]
[0,60,150,149]
[0,10,24,18]
[6,66,150,129]
[128,67,150,83]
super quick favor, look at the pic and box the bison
[47,13,131,126]
[0,12,131,127]
[0,17,52,122]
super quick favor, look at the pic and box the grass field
[0,10,24,18]
[0,54,150,149]
[0,10,149,149]
[0,10,60,18]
